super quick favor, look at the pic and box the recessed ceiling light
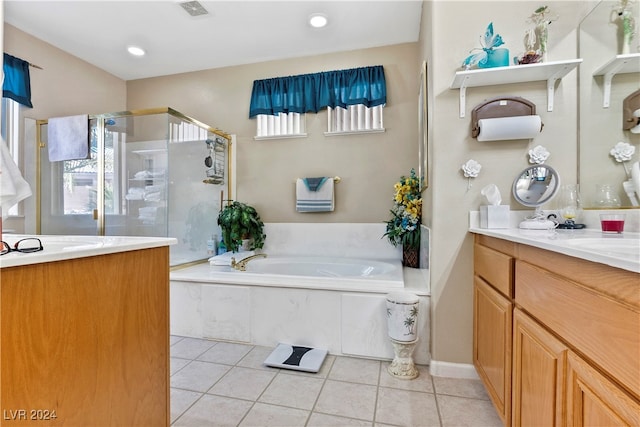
[127,46,146,57]
[309,13,328,28]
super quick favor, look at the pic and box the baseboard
[429,360,480,379]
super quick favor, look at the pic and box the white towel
[47,114,89,162]
[208,250,255,266]
[0,136,32,218]
[296,177,334,212]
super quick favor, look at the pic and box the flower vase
[478,48,510,68]
[402,246,419,268]
[621,12,634,55]
[536,22,549,62]
[622,33,631,55]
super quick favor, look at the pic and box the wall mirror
[418,61,429,191]
[579,0,640,208]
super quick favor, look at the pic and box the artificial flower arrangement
[383,168,423,250]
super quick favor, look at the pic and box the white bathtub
[173,255,404,291]
[170,223,430,362]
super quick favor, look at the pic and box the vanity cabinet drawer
[474,243,514,298]
[515,260,640,400]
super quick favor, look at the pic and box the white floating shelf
[450,59,582,118]
[593,53,640,108]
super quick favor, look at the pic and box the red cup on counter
[600,213,625,234]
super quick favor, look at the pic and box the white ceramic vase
[386,292,419,342]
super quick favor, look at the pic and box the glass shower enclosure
[37,107,231,266]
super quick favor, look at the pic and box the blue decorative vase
[479,48,510,69]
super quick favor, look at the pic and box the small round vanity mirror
[512,165,560,229]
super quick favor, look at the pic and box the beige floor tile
[171,337,217,360]
[171,360,230,393]
[237,346,278,370]
[329,356,381,385]
[170,388,202,424]
[170,335,185,346]
[315,380,378,421]
[375,387,440,427]
[239,402,310,427]
[432,376,489,400]
[198,341,254,365]
[437,395,502,427]
[379,363,434,393]
[171,357,191,376]
[258,373,324,410]
[208,366,276,400]
[307,412,373,426]
[173,394,253,427]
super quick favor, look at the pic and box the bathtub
[169,223,430,363]
[173,255,404,291]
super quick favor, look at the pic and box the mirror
[579,0,640,208]
[418,60,429,191]
[513,165,560,229]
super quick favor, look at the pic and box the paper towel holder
[622,89,640,131]
[471,97,543,138]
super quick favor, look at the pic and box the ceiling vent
[179,1,209,17]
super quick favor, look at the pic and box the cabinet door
[512,308,567,427]
[474,276,513,425]
[566,352,640,426]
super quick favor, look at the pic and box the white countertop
[469,227,640,273]
[0,235,177,268]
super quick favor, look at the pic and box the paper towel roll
[477,115,542,141]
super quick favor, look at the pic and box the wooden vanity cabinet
[474,235,640,427]
[473,238,516,425]
[512,307,567,426]
[1,247,170,426]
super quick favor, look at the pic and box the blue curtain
[3,53,33,108]
[249,65,386,118]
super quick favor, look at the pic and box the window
[1,98,22,216]
[326,104,384,135]
[255,112,306,139]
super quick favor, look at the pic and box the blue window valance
[249,65,386,118]
[3,53,33,108]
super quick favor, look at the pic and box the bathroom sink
[561,238,640,259]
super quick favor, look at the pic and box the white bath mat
[263,343,328,373]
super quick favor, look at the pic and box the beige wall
[3,24,126,233]
[422,1,592,364]
[5,1,597,366]
[126,43,420,223]
[4,24,126,120]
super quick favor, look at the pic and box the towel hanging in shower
[47,114,90,162]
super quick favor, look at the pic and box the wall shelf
[593,53,640,108]
[450,59,582,118]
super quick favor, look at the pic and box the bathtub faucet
[231,253,267,271]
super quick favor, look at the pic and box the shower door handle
[93,209,98,220]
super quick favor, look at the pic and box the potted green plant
[217,201,266,253]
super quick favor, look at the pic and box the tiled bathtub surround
[170,336,501,427]
[261,223,400,259]
[170,222,431,362]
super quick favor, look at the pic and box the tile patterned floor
[170,336,501,427]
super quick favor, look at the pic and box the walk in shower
[37,107,231,266]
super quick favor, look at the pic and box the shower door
[38,108,231,266]
[39,117,119,236]
[39,115,165,237]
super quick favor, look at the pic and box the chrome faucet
[230,253,267,271]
